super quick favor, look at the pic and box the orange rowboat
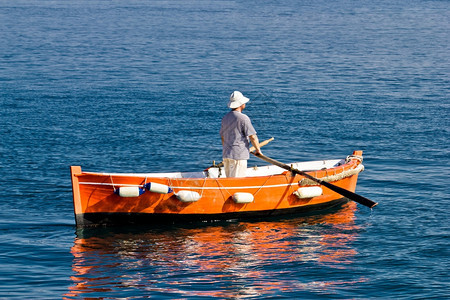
[71,151,366,227]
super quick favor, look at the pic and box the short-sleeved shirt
[220,110,257,160]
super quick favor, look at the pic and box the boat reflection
[65,202,365,299]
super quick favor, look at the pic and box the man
[220,91,262,177]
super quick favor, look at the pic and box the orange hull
[71,151,364,227]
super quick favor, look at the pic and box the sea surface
[0,0,449,299]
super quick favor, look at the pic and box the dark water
[1,0,449,299]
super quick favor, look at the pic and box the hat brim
[228,97,249,109]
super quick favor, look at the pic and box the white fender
[294,186,323,199]
[176,190,201,202]
[233,192,254,204]
[115,187,145,197]
[145,182,173,194]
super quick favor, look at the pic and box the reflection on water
[65,202,365,299]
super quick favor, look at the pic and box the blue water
[1,0,449,298]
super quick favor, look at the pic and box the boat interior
[94,159,346,179]
[206,159,344,179]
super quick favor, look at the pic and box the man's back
[220,110,256,160]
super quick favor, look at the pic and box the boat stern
[70,166,85,227]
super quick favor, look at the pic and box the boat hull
[77,198,348,226]
[71,151,364,227]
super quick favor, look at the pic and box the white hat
[228,91,250,109]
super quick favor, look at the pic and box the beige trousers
[223,158,247,178]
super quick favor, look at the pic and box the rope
[346,154,363,163]
[299,164,365,186]
[143,176,148,188]
[199,177,208,198]
[167,177,175,193]
[110,175,115,190]
[215,178,233,198]
[252,175,274,197]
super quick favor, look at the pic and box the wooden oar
[252,152,378,208]
[249,137,274,153]
[210,137,274,168]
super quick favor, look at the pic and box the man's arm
[249,135,262,155]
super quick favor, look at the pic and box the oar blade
[319,180,378,208]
